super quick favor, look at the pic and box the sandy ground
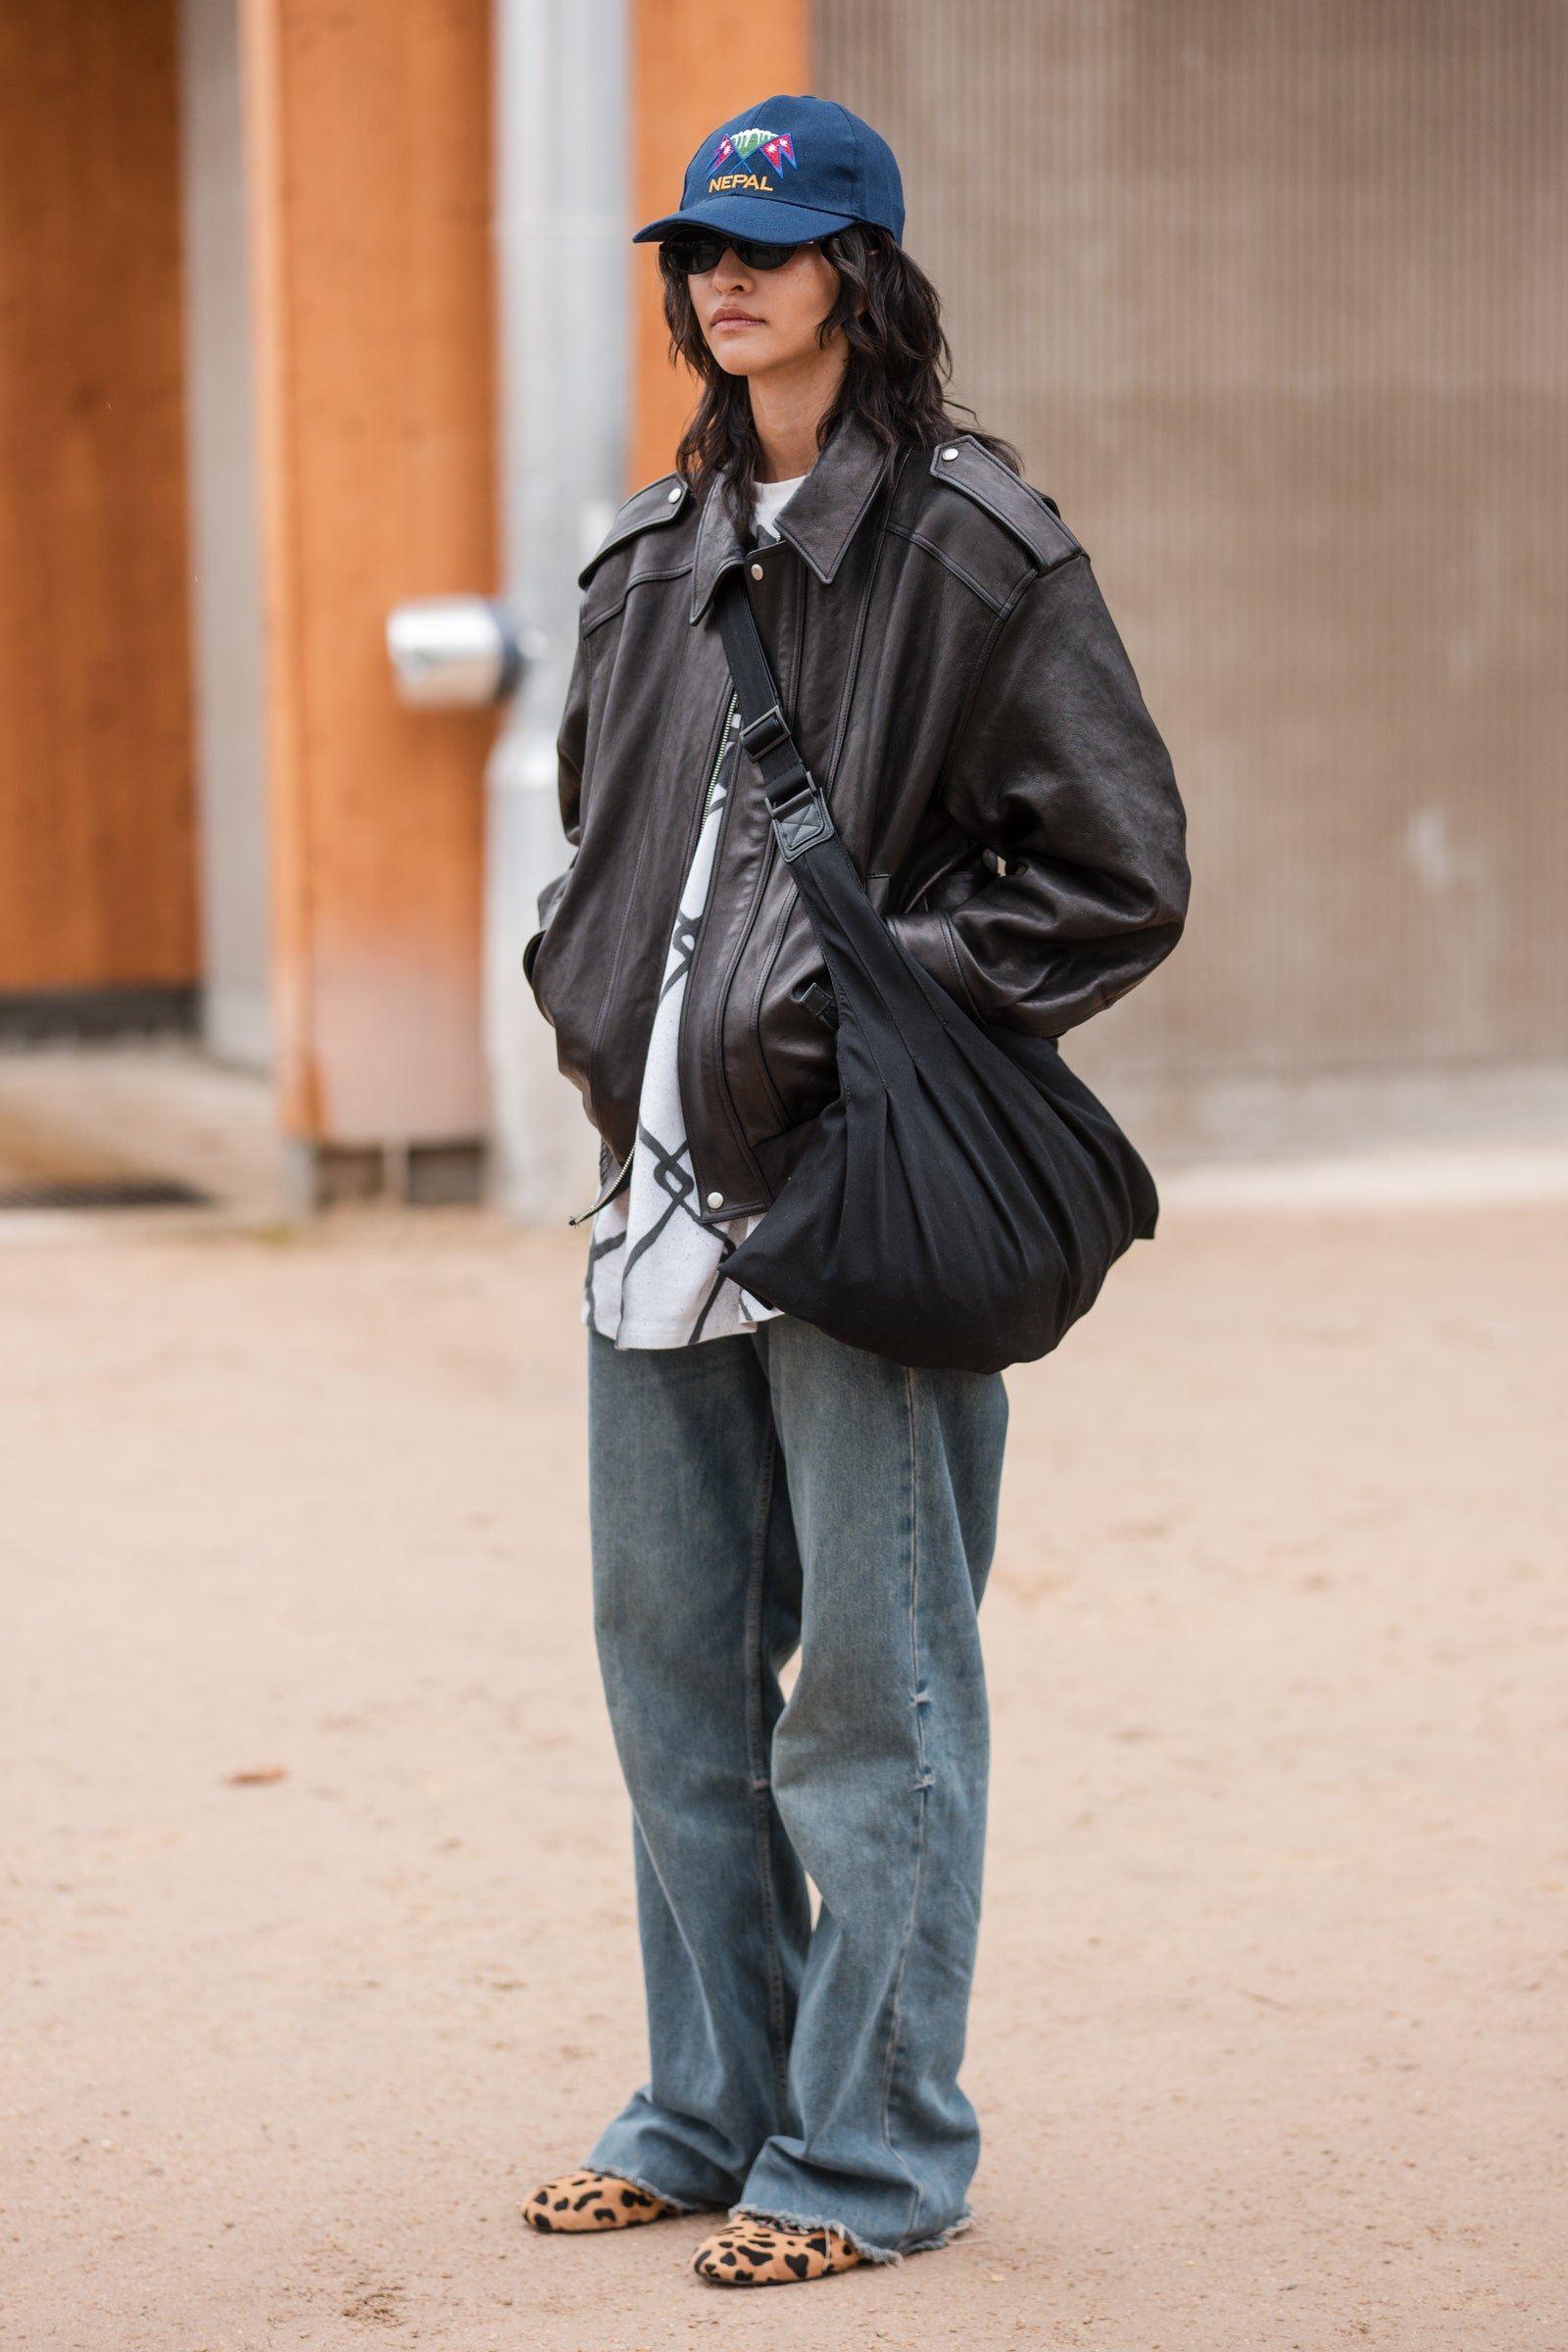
[2,1203,1565,2351]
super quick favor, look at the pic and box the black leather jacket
[527,414,1189,1223]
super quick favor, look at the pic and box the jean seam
[744,1419,791,2121]
[877,1365,928,2244]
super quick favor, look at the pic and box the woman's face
[687,243,842,378]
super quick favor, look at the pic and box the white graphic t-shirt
[584,473,807,1350]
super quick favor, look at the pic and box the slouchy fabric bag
[715,567,1158,1377]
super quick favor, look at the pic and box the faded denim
[585,1315,1007,2260]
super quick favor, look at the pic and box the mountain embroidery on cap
[710,127,797,179]
[710,127,797,172]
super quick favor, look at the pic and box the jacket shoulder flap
[577,474,692,589]
[926,436,1084,580]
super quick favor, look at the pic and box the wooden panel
[816,0,1568,1081]
[0,0,196,992]
[630,0,810,489]
[242,0,496,1141]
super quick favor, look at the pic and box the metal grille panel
[815,0,1568,1082]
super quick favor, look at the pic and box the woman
[521,95,1188,2287]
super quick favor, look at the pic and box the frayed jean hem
[600,2165,709,2216]
[730,2200,974,2267]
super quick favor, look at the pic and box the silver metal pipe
[486,0,629,1220]
[385,597,529,708]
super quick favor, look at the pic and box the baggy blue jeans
[584,1316,1008,2260]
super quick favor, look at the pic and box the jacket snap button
[941,445,959,461]
[666,483,682,503]
[749,562,764,581]
[706,1191,724,1210]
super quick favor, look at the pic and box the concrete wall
[816,0,1568,1121]
[180,0,272,1070]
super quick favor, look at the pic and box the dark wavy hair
[660,225,1019,534]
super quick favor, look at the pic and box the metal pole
[486,0,628,1219]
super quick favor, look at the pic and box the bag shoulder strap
[713,568,834,861]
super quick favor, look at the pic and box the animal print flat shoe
[692,2219,864,2285]
[522,2168,676,2232]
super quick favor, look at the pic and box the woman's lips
[710,311,762,328]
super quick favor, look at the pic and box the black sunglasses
[662,230,811,275]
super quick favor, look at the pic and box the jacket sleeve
[521,629,590,989]
[888,554,1189,1037]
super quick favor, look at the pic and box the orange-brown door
[241,0,496,1147]
[0,0,197,1004]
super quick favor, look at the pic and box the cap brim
[632,193,859,246]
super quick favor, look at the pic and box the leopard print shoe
[522,2168,676,2233]
[692,2219,864,2285]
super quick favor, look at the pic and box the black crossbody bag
[714,565,1159,1377]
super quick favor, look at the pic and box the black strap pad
[713,571,829,848]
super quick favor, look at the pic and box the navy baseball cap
[632,94,905,249]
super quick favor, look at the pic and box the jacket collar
[688,412,891,622]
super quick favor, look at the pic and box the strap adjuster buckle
[739,703,791,762]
